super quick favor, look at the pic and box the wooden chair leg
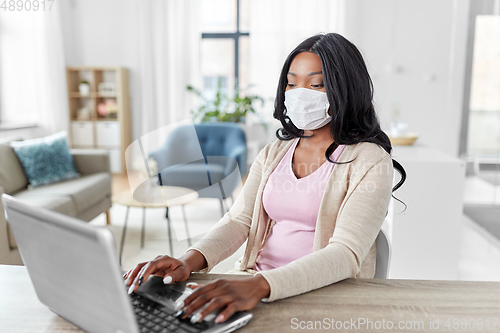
[106,210,111,225]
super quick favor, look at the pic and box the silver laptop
[2,194,252,333]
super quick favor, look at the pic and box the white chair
[374,228,391,279]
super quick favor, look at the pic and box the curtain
[248,0,346,126]
[137,0,201,138]
[34,2,69,136]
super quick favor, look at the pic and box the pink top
[254,138,346,271]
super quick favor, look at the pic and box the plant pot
[79,83,90,96]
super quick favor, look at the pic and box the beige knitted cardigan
[187,138,394,302]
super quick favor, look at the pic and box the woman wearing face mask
[124,33,406,324]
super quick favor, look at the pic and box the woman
[124,33,406,324]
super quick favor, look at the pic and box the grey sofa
[0,139,112,265]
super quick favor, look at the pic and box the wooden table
[112,185,198,263]
[2,265,500,332]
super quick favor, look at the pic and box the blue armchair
[148,123,247,216]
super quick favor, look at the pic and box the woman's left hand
[179,275,270,324]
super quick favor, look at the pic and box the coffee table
[112,185,199,264]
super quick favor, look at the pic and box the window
[200,0,249,99]
[0,11,38,126]
[466,15,500,158]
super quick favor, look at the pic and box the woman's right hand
[124,254,192,294]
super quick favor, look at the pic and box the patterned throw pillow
[11,131,80,187]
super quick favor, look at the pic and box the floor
[93,174,500,281]
[463,206,500,240]
[459,214,500,281]
[461,168,500,282]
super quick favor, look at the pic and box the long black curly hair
[274,33,406,196]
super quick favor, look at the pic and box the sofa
[0,138,112,265]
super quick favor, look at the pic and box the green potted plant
[79,80,90,96]
[187,78,266,126]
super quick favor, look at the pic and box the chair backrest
[374,228,391,279]
[149,122,248,178]
[151,125,206,168]
[194,123,246,154]
[195,123,248,176]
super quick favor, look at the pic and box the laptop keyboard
[130,293,210,333]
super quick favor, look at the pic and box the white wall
[59,0,142,141]
[344,0,470,157]
[55,0,471,157]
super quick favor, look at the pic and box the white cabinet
[96,122,121,173]
[387,144,465,280]
[96,121,120,147]
[71,121,122,173]
[71,122,94,147]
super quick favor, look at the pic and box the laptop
[2,194,253,333]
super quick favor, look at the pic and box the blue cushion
[10,131,80,187]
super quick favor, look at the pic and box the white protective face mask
[284,88,331,130]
